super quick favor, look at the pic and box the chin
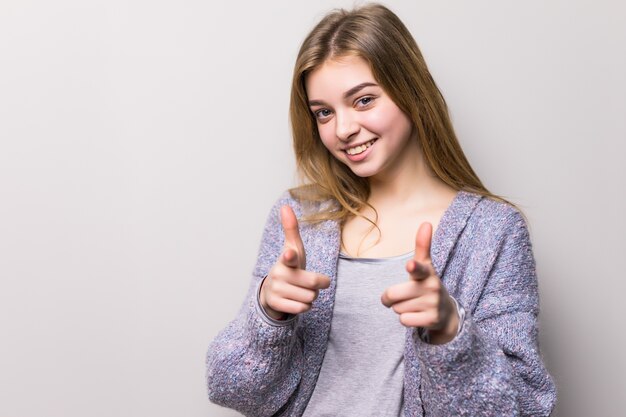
[334,154,380,178]
[346,165,379,179]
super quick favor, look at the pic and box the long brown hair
[289,3,512,224]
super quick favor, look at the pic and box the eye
[313,108,332,121]
[356,96,375,108]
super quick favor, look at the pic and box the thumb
[280,205,305,268]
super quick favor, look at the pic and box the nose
[335,110,359,142]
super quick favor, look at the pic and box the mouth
[344,139,377,156]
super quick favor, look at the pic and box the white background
[1,0,625,416]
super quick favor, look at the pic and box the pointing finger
[414,222,433,263]
[280,205,305,268]
[381,281,420,307]
[280,205,303,247]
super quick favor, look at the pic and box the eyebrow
[308,82,378,107]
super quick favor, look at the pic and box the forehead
[305,55,377,100]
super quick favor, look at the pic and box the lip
[344,138,377,162]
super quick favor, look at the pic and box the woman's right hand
[259,205,331,320]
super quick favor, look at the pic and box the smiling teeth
[346,139,376,155]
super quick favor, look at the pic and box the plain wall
[1,0,624,416]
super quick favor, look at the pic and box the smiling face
[305,55,418,181]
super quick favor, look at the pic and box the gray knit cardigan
[206,190,557,416]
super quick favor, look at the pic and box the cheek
[390,116,412,140]
[317,125,337,152]
[358,110,383,133]
[362,106,401,135]
[373,107,412,141]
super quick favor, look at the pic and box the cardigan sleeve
[414,210,557,417]
[205,194,303,416]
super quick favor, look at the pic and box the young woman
[206,4,556,416]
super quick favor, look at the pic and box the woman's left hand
[381,222,459,345]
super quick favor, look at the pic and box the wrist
[259,276,288,321]
[262,301,288,321]
[427,296,459,345]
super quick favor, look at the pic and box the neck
[367,139,451,210]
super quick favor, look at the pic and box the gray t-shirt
[302,250,413,417]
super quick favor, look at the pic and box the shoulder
[474,193,525,225]
[452,193,537,292]
[270,188,339,219]
[262,190,311,221]
[263,189,340,272]
[264,189,339,234]
[461,191,530,244]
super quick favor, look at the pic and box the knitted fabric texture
[205,190,557,416]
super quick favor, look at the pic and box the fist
[259,205,331,320]
[381,222,458,344]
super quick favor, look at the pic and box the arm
[205,195,303,416]
[415,211,557,417]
